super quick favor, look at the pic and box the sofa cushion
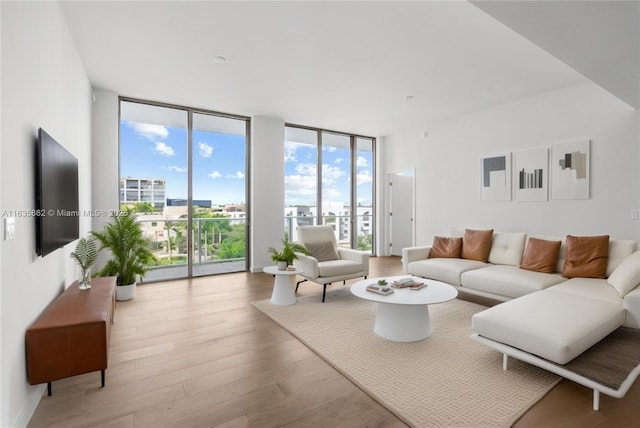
[550,277,623,307]
[607,240,638,277]
[461,265,566,299]
[562,235,609,279]
[317,259,363,277]
[472,289,625,364]
[488,232,526,266]
[527,235,566,273]
[520,238,561,274]
[607,250,640,297]
[408,258,488,286]
[305,241,339,262]
[429,236,462,258]
[461,229,493,262]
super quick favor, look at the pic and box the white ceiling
[58,0,632,137]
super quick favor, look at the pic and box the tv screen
[36,128,79,256]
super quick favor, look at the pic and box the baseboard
[12,384,45,428]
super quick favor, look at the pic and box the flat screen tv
[36,128,79,256]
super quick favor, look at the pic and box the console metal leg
[593,390,600,411]
[47,382,52,397]
[322,285,327,302]
[503,353,509,371]
[101,369,105,388]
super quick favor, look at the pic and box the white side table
[263,266,301,306]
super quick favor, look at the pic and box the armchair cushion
[318,260,364,277]
[305,241,339,262]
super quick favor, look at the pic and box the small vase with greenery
[91,210,157,299]
[70,236,99,290]
[268,238,308,270]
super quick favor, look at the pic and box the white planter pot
[277,261,288,270]
[116,282,136,301]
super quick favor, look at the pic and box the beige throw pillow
[461,229,493,262]
[429,236,462,258]
[562,235,609,279]
[607,250,640,297]
[305,241,339,262]
[520,238,561,274]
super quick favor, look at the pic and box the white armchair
[293,225,370,302]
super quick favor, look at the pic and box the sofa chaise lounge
[402,229,640,409]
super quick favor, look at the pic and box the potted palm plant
[91,210,156,301]
[70,235,99,290]
[268,238,308,270]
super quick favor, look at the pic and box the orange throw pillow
[562,235,609,279]
[429,236,462,258]
[520,238,561,274]
[461,229,493,262]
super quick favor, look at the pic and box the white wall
[250,116,286,271]
[91,89,120,231]
[0,2,92,426]
[382,81,640,248]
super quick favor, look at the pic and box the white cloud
[165,166,186,173]
[209,171,222,179]
[356,156,369,167]
[285,140,309,162]
[322,164,346,184]
[154,142,175,157]
[129,122,169,141]
[295,163,316,176]
[198,142,213,158]
[335,158,345,164]
[357,170,372,185]
[284,174,317,197]
[227,171,245,179]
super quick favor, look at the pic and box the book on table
[391,278,426,288]
[366,285,394,296]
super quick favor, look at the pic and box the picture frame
[551,140,590,200]
[481,153,511,201]
[514,148,548,201]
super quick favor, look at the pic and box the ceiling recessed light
[214,56,227,64]
[404,95,414,101]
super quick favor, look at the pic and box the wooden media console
[25,276,117,395]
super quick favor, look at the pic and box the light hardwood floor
[28,257,640,427]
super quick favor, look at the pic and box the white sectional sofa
[402,229,640,410]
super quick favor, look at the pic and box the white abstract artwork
[514,148,548,202]
[551,140,590,200]
[481,153,511,201]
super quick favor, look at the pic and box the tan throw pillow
[461,229,493,262]
[429,236,463,258]
[562,235,609,279]
[520,238,561,274]
[305,241,339,262]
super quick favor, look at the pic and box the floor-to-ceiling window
[284,124,375,253]
[119,99,250,281]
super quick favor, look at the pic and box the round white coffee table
[263,265,301,306]
[351,276,458,342]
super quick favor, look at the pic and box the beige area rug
[252,289,561,428]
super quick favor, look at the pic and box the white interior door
[389,170,415,256]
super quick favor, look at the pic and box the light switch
[4,217,15,240]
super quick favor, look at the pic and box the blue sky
[120,121,246,205]
[284,140,373,208]
[120,121,373,208]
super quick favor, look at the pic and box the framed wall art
[551,140,590,200]
[481,153,511,201]
[514,148,548,201]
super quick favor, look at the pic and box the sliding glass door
[119,99,249,281]
[284,125,375,253]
